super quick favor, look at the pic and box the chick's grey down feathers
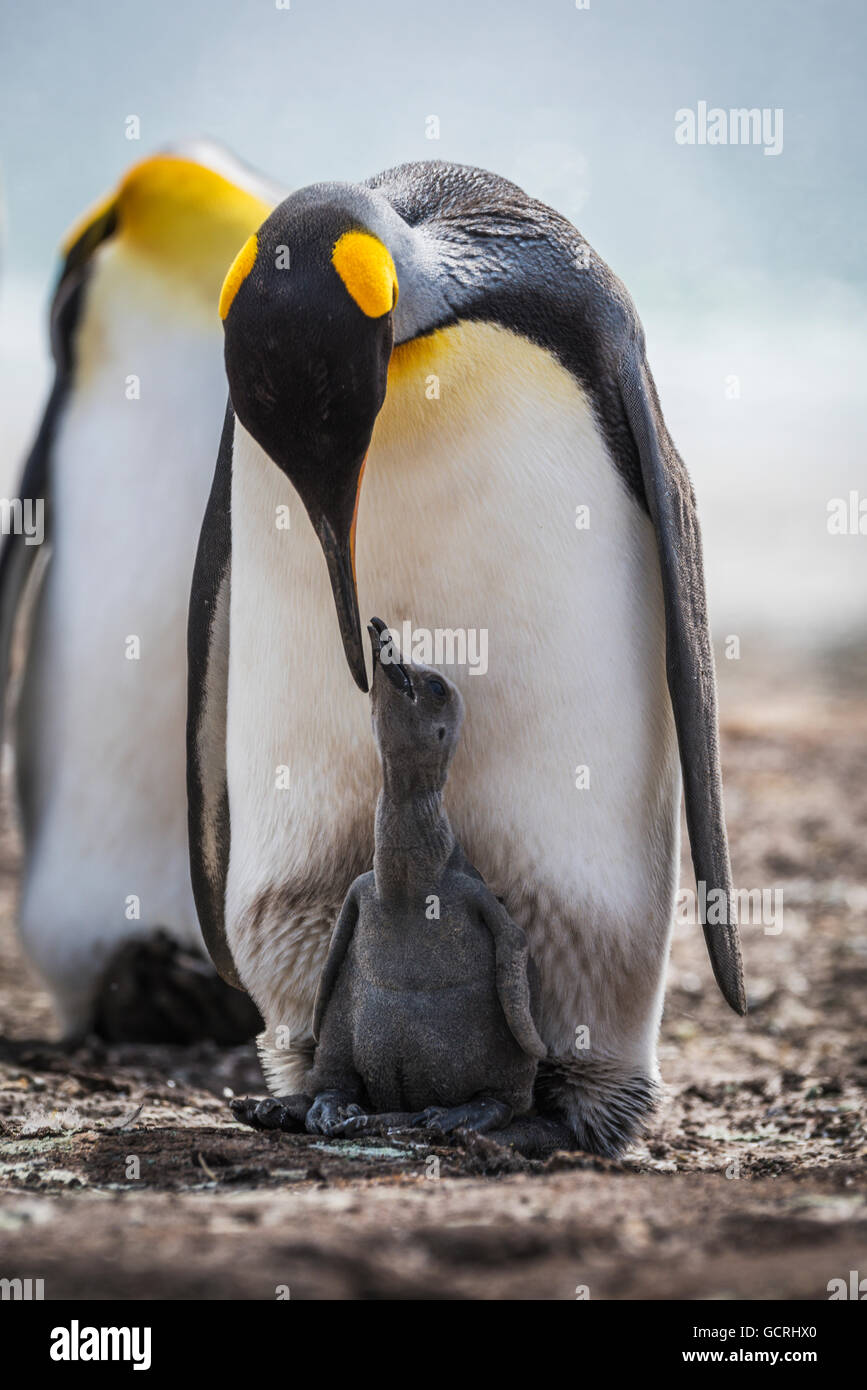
[307,624,546,1128]
[233,622,547,1139]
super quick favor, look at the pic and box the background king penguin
[189,160,746,1156]
[0,143,277,1042]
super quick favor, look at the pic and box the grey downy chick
[232,618,546,1141]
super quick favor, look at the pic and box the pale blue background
[1,0,864,643]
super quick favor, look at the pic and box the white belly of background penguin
[189,160,746,1156]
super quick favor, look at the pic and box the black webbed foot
[413,1096,513,1136]
[481,1115,580,1159]
[305,1090,366,1137]
[230,1094,311,1132]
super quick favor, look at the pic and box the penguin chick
[231,618,546,1141]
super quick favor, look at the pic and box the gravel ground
[1,650,865,1300]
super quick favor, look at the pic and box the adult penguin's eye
[427,678,446,699]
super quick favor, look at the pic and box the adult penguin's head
[219,182,449,692]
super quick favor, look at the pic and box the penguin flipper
[311,882,364,1043]
[0,414,50,750]
[0,196,112,754]
[187,400,238,988]
[618,339,747,1015]
[475,888,548,1061]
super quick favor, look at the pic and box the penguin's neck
[373,766,455,906]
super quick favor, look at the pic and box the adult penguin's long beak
[220,206,399,697]
[367,617,415,699]
[310,456,369,692]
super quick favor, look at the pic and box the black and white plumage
[189,160,745,1155]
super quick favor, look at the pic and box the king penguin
[189,161,746,1154]
[0,142,281,1041]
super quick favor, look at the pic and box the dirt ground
[1,648,865,1301]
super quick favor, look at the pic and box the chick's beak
[367,617,414,700]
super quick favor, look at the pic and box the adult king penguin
[0,143,280,1041]
[189,161,746,1155]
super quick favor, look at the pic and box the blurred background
[1,0,864,651]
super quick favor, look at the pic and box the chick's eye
[427,678,446,699]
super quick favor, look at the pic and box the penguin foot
[230,1094,311,1132]
[480,1115,580,1160]
[92,930,262,1045]
[305,1090,367,1137]
[325,1109,421,1137]
[413,1096,513,1136]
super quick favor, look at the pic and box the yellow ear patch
[59,155,272,306]
[219,234,258,320]
[332,231,398,318]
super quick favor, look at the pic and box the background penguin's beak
[368,617,415,700]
